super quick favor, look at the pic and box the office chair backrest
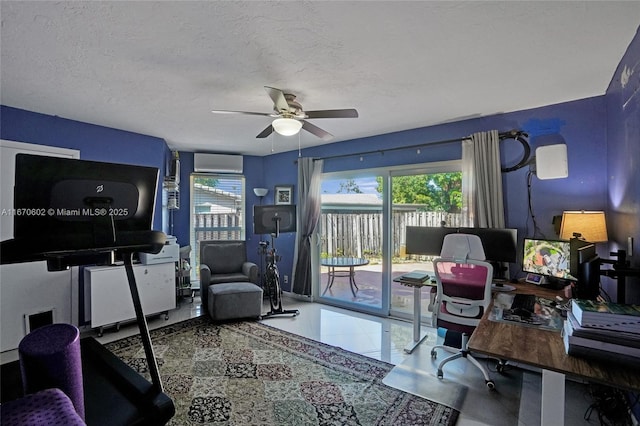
[433,233,493,331]
[439,233,487,262]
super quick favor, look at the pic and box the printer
[139,235,179,265]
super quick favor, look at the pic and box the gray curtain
[291,157,323,296]
[461,130,505,228]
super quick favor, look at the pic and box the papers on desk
[489,293,563,331]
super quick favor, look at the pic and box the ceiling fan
[212,86,358,141]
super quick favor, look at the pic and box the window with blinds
[190,173,245,277]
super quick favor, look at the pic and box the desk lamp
[559,211,608,243]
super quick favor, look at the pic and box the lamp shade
[559,211,608,242]
[272,118,302,136]
[253,188,268,197]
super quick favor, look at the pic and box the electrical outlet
[283,275,288,284]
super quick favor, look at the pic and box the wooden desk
[468,282,640,425]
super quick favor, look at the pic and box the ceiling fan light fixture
[272,118,302,136]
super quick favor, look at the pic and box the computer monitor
[253,204,296,236]
[458,227,518,264]
[405,226,453,256]
[522,238,575,283]
[406,227,517,260]
[405,226,518,279]
[571,241,600,300]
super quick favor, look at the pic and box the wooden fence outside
[320,210,463,258]
[193,210,462,259]
[194,213,242,242]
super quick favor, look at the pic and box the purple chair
[0,388,85,426]
[18,323,85,419]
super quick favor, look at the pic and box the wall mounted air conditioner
[194,153,243,174]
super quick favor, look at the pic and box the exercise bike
[261,218,299,318]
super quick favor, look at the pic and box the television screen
[253,204,296,235]
[522,238,574,280]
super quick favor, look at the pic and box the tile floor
[88,294,603,426]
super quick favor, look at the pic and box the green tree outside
[374,173,462,213]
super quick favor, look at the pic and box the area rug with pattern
[105,316,459,425]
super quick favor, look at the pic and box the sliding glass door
[317,173,386,315]
[317,161,461,321]
[389,168,462,320]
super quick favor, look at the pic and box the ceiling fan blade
[305,109,359,119]
[302,121,333,141]
[264,86,290,113]
[211,109,273,117]
[256,124,274,139]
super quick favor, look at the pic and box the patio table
[321,257,369,298]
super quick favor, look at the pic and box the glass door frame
[314,168,389,317]
[313,160,461,320]
[388,161,461,320]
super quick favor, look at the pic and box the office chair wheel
[430,349,437,359]
[496,361,507,373]
[437,369,444,379]
[486,380,496,390]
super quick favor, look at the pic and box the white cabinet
[84,262,175,334]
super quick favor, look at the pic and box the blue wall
[605,26,640,304]
[1,106,171,231]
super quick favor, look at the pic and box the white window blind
[190,173,245,277]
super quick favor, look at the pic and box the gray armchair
[199,240,259,313]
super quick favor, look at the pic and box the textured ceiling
[1,1,639,156]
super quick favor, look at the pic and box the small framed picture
[274,185,293,205]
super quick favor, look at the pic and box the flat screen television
[253,204,296,236]
[522,238,575,282]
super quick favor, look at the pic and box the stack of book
[563,299,640,367]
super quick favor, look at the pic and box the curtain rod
[313,129,526,163]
